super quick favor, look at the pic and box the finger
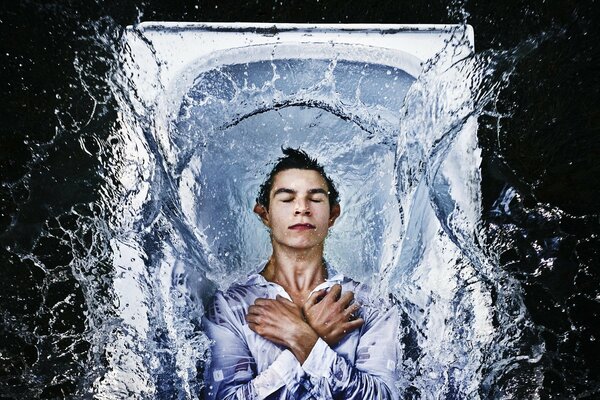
[275,295,294,305]
[276,296,301,314]
[247,305,262,315]
[254,298,271,306]
[344,318,364,332]
[247,322,271,338]
[305,289,327,307]
[338,291,355,308]
[247,314,267,327]
[344,302,361,319]
[325,284,342,303]
[245,314,260,324]
[247,322,258,332]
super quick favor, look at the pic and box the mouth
[288,223,316,230]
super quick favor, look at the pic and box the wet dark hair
[256,147,340,210]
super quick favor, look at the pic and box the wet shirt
[202,267,400,399]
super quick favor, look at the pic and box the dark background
[1,0,599,398]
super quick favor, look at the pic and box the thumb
[276,294,293,304]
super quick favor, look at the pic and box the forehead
[270,169,328,193]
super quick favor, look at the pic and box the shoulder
[339,276,384,308]
[205,279,262,325]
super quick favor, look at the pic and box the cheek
[315,209,332,227]
[269,209,289,229]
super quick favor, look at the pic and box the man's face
[255,168,340,251]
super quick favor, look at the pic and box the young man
[203,148,399,399]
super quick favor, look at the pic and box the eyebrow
[272,188,328,196]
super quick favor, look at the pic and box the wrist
[289,323,319,363]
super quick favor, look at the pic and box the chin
[280,239,321,250]
[289,242,316,250]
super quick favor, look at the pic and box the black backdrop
[1,1,598,398]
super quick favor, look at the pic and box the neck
[261,243,327,295]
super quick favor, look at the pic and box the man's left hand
[246,295,318,363]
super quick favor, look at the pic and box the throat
[261,257,328,299]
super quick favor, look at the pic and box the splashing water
[80,23,533,399]
[5,14,594,399]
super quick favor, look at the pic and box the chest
[243,323,361,373]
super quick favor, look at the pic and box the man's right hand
[246,296,319,364]
[303,284,364,347]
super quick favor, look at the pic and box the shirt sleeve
[301,305,400,400]
[202,291,306,399]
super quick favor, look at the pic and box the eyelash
[281,199,323,203]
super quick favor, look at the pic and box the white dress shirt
[202,264,399,399]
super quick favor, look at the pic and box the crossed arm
[203,284,399,399]
[245,284,364,363]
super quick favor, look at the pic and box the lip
[288,223,316,230]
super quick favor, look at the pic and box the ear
[253,203,270,227]
[328,203,341,227]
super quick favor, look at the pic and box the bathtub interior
[119,23,478,292]
[103,23,488,398]
[174,56,416,285]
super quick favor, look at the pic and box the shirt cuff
[270,349,305,389]
[301,338,336,379]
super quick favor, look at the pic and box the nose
[294,200,311,215]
